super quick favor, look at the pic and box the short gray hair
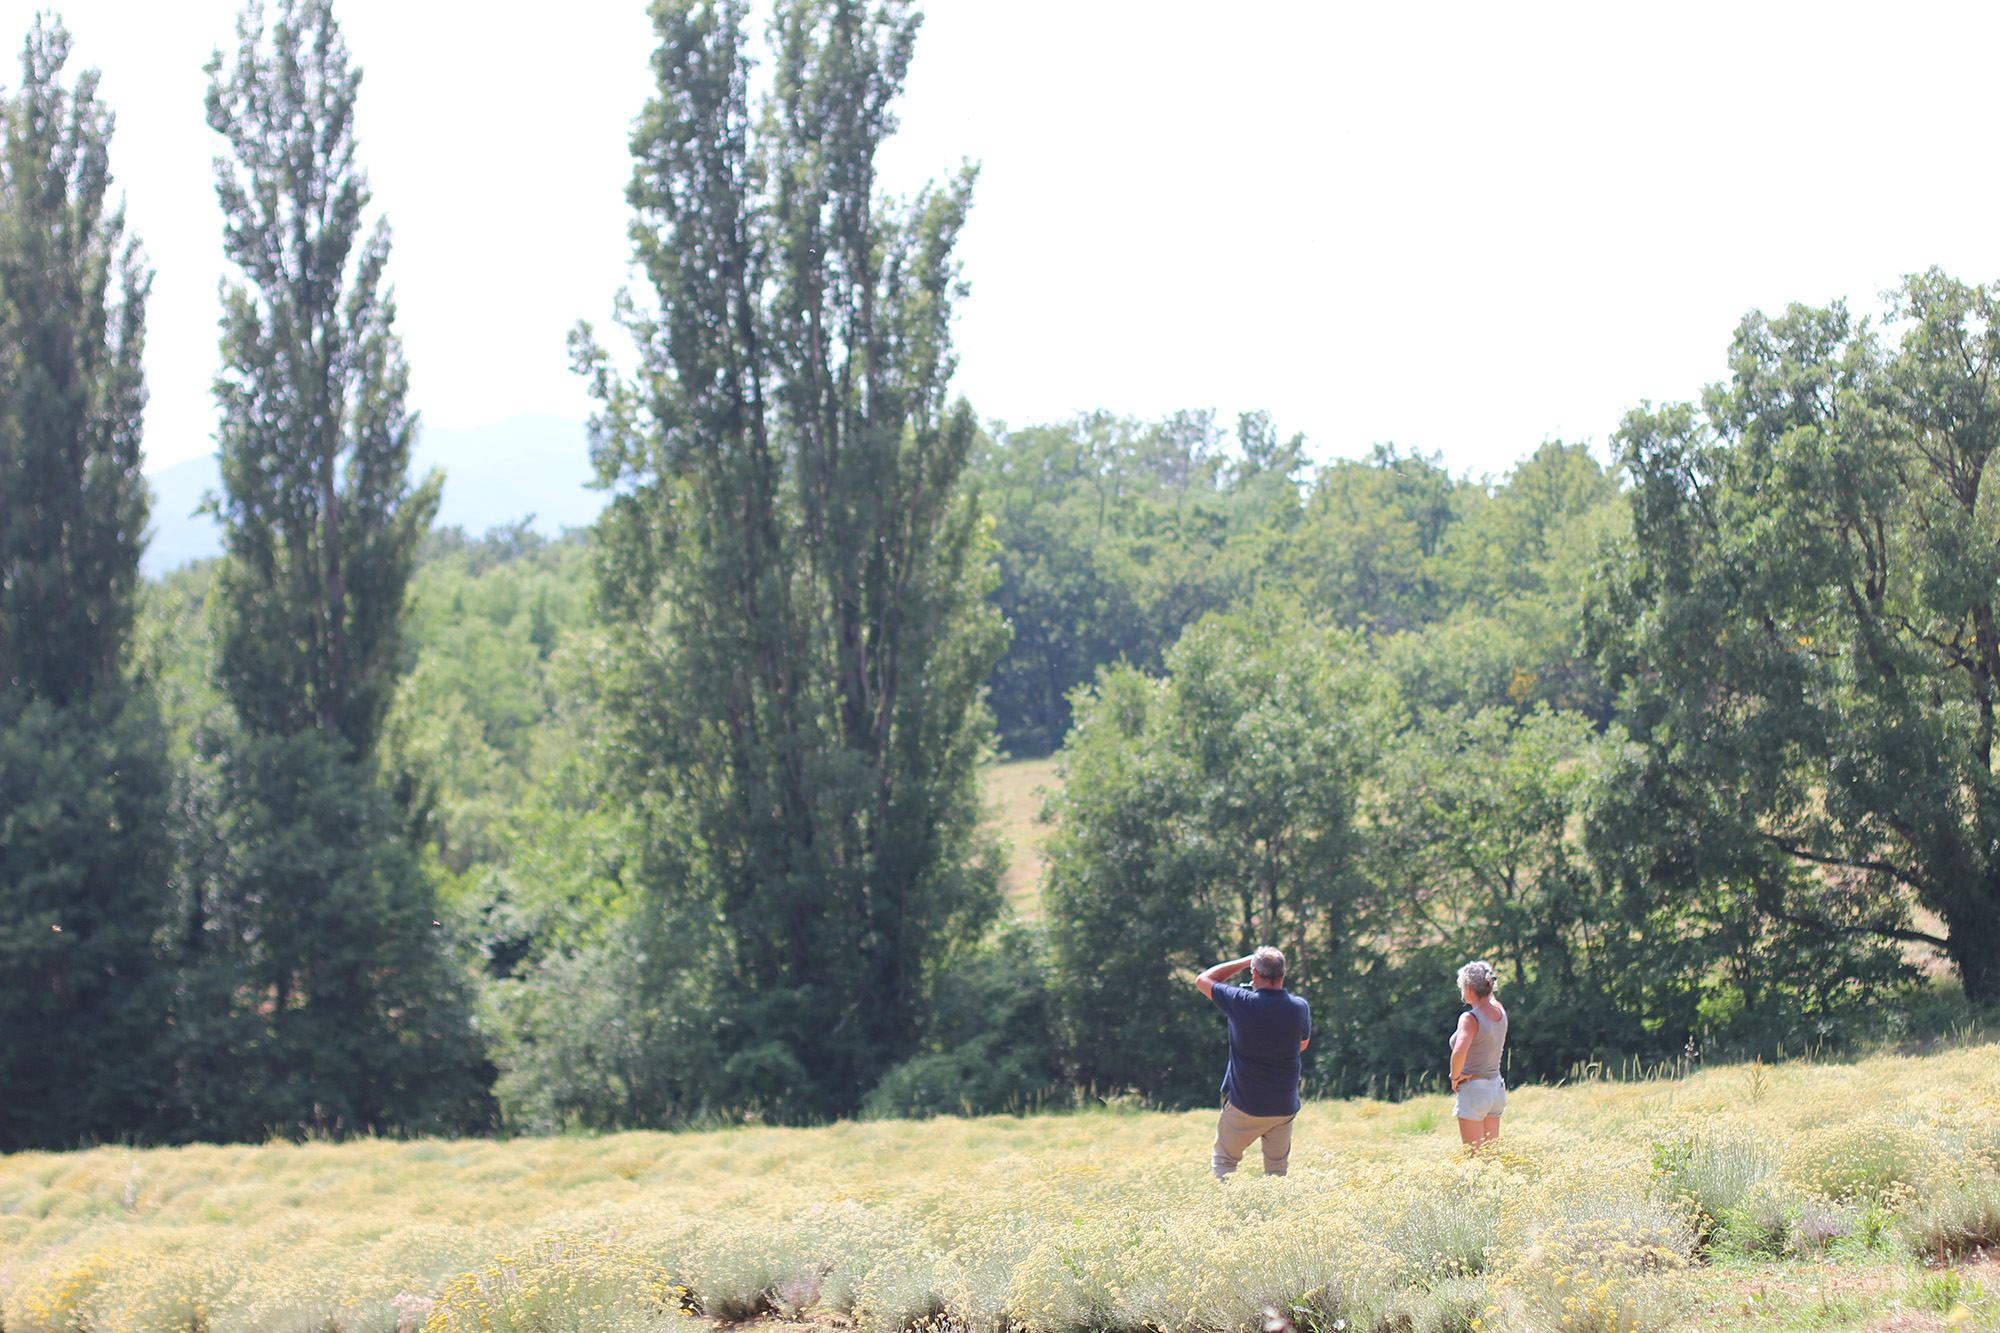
[1252,946,1286,981]
[1457,959,1497,998]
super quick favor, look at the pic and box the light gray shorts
[1453,1076,1506,1120]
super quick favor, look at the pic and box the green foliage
[385,526,594,872]
[134,560,229,758]
[1346,706,1657,1083]
[1909,1267,1984,1314]
[0,17,150,706]
[1044,575,1914,1100]
[1433,439,1622,609]
[22,0,1981,1135]
[470,730,724,1132]
[968,425,1639,1106]
[1044,603,1384,1107]
[0,691,174,1147]
[428,1237,686,1333]
[485,925,721,1134]
[862,924,1063,1119]
[0,19,175,1150]
[1592,271,2000,999]
[974,410,1299,755]
[570,0,1008,1120]
[975,426,1626,757]
[1276,444,1460,632]
[174,728,490,1137]
[1348,697,1894,1079]
[204,0,440,754]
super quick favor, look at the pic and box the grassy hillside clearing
[981,758,1059,916]
[2,1043,1997,1333]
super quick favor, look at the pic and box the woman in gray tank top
[1447,959,1507,1148]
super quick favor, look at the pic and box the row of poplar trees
[0,0,1005,1146]
[0,1,482,1149]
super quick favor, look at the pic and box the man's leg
[1212,1102,1260,1178]
[1259,1115,1296,1176]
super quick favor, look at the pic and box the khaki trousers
[1212,1099,1295,1178]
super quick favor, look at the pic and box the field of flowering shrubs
[1,1041,1995,1333]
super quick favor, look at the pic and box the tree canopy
[567,0,1007,1120]
[1594,270,2000,1000]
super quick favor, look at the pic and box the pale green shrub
[1381,1193,1493,1286]
[665,1222,783,1321]
[1496,1215,1693,1333]
[1003,1213,1131,1332]
[1783,1117,1932,1202]
[851,1240,951,1331]
[214,1225,513,1333]
[1899,1176,2000,1262]
[91,1251,232,1333]
[1931,1115,2000,1180]
[1649,1132,1774,1241]
[1381,1275,1485,1333]
[8,1247,121,1333]
[1143,1212,1394,1333]
[1719,1179,1794,1258]
[426,1235,687,1333]
[925,1214,1042,1333]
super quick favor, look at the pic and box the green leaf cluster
[976,424,1626,758]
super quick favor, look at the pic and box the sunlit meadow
[2,1042,1997,1333]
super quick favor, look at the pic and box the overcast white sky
[8,0,2000,479]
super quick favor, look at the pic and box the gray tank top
[1461,1007,1507,1082]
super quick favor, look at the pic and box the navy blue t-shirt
[1209,982,1312,1117]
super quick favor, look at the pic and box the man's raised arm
[1194,955,1256,999]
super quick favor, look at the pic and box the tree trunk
[1945,880,2000,1002]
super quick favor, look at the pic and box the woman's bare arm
[1449,1012,1477,1088]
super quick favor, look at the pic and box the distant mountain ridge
[143,412,604,576]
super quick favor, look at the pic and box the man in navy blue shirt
[1194,945,1311,1178]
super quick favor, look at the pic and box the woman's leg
[1482,1115,1501,1144]
[1457,1117,1485,1146]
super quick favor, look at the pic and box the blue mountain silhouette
[143,412,603,576]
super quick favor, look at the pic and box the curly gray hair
[1457,959,1497,999]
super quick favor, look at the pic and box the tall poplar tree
[0,16,175,1148]
[573,0,1006,1119]
[191,0,485,1136]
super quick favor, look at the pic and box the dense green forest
[2,0,1992,1146]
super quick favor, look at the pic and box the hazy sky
[8,0,2000,478]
